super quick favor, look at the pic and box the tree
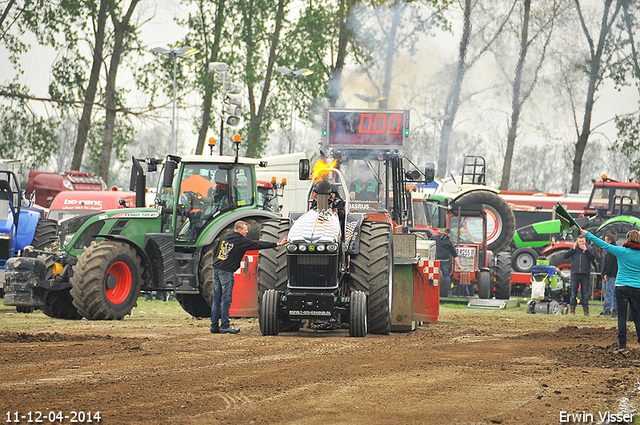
[437,0,517,177]
[97,0,140,182]
[499,0,565,190]
[570,0,622,193]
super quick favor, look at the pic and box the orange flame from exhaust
[311,158,338,183]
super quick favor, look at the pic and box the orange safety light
[234,133,241,143]
[412,185,418,191]
[271,176,277,183]
[111,186,118,191]
[53,263,64,275]
[208,137,216,146]
[281,178,287,185]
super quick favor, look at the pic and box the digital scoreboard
[323,109,410,148]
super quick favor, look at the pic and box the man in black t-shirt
[211,220,287,334]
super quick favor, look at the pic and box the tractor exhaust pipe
[316,177,331,211]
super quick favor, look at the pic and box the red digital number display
[327,110,407,147]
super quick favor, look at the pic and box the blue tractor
[0,169,58,313]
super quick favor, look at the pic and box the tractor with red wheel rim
[3,141,279,320]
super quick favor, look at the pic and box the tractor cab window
[174,163,254,243]
[611,188,640,215]
[341,159,385,211]
[411,199,428,226]
[258,184,280,212]
[449,216,485,244]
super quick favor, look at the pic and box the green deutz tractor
[4,153,278,320]
[513,178,640,273]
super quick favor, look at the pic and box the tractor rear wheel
[478,269,491,299]
[29,219,57,251]
[547,250,570,275]
[349,291,367,337]
[350,221,392,335]
[257,218,300,332]
[175,243,217,319]
[259,289,280,336]
[451,190,515,253]
[494,252,512,299]
[70,240,142,320]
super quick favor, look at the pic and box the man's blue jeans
[570,273,590,307]
[603,277,617,314]
[615,285,640,348]
[211,269,235,329]
[440,259,452,295]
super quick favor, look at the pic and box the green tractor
[513,178,640,273]
[4,152,278,320]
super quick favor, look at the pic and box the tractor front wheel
[260,289,280,336]
[349,291,367,337]
[477,270,491,299]
[350,221,393,335]
[494,252,512,299]
[70,240,142,320]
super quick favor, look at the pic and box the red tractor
[256,109,441,336]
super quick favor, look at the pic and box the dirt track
[2,304,640,425]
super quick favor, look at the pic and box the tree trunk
[571,0,621,193]
[500,0,530,190]
[243,0,285,157]
[328,0,356,107]
[71,0,107,171]
[379,0,402,110]
[98,0,139,184]
[438,0,471,178]
[195,0,225,155]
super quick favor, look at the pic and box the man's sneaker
[613,346,629,354]
[210,327,220,334]
[599,311,611,317]
[220,326,240,334]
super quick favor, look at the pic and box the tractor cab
[585,178,640,219]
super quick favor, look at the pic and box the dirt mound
[555,343,640,368]
[0,331,113,343]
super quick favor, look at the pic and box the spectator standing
[430,228,463,297]
[583,229,640,353]
[563,234,596,315]
[600,233,618,317]
[211,220,287,334]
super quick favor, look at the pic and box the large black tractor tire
[175,242,218,319]
[477,269,491,299]
[260,289,280,336]
[494,251,512,299]
[596,220,640,246]
[257,218,301,331]
[349,290,367,338]
[43,289,82,320]
[451,190,516,253]
[511,247,538,273]
[29,219,57,251]
[350,221,392,335]
[546,250,571,275]
[70,240,142,320]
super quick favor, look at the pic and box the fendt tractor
[4,140,279,320]
[256,109,441,337]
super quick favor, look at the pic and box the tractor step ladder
[467,298,520,310]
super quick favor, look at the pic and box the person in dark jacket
[600,233,618,317]
[583,228,640,353]
[430,228,463,296]
[211,220,287,334]
[564,234,596,315]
